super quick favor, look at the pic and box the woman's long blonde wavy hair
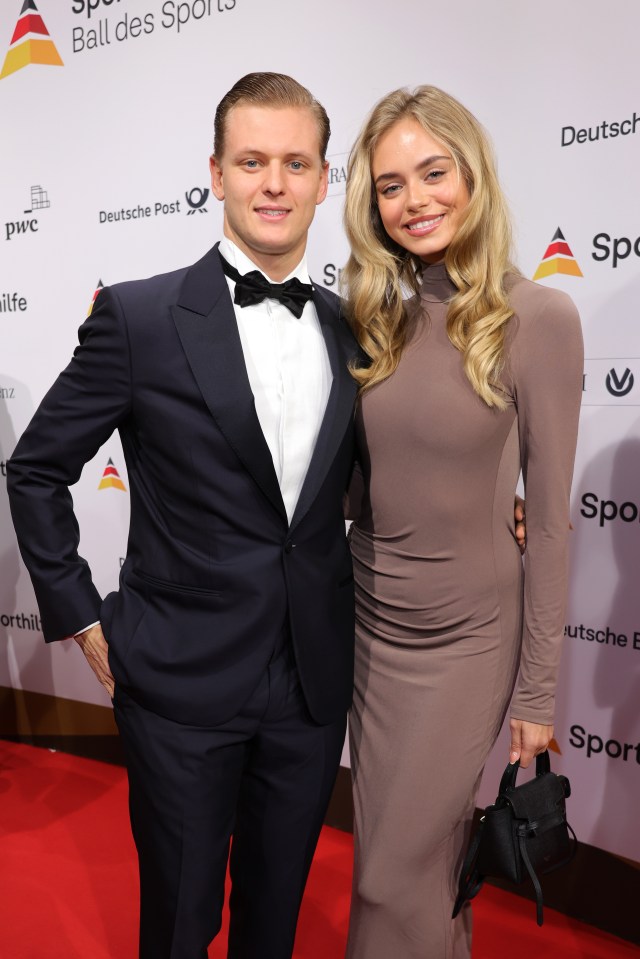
[343,86,517,408]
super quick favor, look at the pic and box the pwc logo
[1,1,63,81]
[533,227,583,281]
[5,184,51,242]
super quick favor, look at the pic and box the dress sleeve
[508,286,583,724]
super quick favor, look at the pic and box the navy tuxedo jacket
[8,245,360,726]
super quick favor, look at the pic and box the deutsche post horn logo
[185,187,209,214]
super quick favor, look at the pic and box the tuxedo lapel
[290,288,358,531]
[171,246,287,522]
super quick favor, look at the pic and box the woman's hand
[514,495,526,553]
[509,719,553,768]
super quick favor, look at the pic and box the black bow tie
[219,253,314,319]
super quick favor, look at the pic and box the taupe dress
[346,264,583,959]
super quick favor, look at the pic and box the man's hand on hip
[74,624,114,698]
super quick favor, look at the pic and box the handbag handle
[499,750,551,794]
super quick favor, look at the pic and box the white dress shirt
[219,237,333,523]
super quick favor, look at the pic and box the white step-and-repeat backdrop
[1,0,638,861]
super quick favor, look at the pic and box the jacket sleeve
[509,286,583,725]
[7,287,132,642]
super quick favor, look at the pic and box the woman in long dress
[342,86,583,959]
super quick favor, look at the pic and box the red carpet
[0,741,634,959]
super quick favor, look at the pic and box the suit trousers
[113,644,346,959]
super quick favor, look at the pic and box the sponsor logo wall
[0,0,638,861]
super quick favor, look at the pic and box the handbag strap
[499,751,551,794]
[452,819,486,918]
[517,818,578,926]
[518,831,545,926]
[516,808,567,835]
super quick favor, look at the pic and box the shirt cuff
[71,621,101,639]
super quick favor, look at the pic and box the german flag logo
[88,279,104,316]
[98,458,127,492]
[533,227,583,281]
[1,1,64,81]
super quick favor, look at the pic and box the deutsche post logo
[1,1,63,81]
[533,227,583,281]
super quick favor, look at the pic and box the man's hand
[514,495,526,553]
[509,718,553,769]
[74,624,114,698]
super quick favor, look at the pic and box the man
[8,73,360,959]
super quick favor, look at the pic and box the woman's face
[371,117,470,264]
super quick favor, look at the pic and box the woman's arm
[508,284,584,764]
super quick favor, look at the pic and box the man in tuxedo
[8,73,360,959]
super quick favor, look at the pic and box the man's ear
[210,155,224,201]
[316,160,329,205]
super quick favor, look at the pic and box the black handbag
[452,751,576,925]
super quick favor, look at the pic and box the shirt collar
[219,236,311,285]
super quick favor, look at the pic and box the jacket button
[284,541,295,554]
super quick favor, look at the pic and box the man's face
[210,105,329,280]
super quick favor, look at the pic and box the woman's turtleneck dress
[346,263,583,959]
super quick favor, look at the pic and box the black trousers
[113,646,346,959]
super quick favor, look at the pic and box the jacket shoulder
[107,263,192,313]
[96,246,223,326]
[313,283,340,313]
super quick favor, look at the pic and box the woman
[342,86,583,958]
